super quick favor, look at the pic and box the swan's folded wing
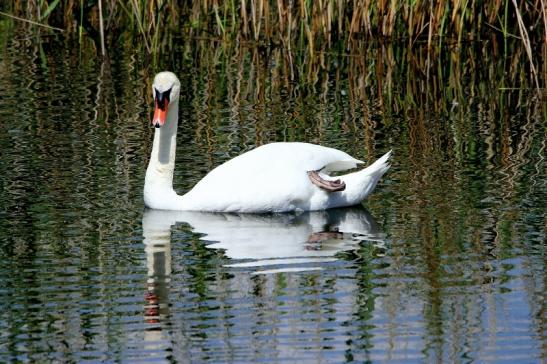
[270,142,364,173]
[322,158,364,173]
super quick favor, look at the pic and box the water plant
[0,0,545,88]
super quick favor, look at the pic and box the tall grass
[4,1,546,48]
[1,0,545,87]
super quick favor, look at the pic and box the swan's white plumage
[144,72,391,213]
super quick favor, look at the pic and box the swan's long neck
[144,102,189,209]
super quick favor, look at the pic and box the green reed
[4,1,545,48]
[1,0,545,88]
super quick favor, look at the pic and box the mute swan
[144,71,391,212]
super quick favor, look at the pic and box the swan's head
[152,71,181,128]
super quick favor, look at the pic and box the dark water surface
[0,30,545,363]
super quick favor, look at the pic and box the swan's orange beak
[152,101,168,128]
[152,88,171,128]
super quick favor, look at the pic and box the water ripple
[0,34,545,363]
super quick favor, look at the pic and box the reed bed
[1,0,545,87]
[3,1,545,49]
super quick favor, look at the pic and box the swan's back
[181,143,364,212]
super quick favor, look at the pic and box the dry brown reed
[1,0,545,87]
[4,0,545,47]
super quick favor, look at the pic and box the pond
[0,29,545,362]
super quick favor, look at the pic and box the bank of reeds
[3,1,546,49]
[1,0,546,87]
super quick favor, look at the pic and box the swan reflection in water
[142,206,385,311]
[143,206,384,274]
[141,207,384,356]
[142,207,383,315]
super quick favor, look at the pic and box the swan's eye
[154,87,171,110]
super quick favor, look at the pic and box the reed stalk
[511,0,539,89]
[1,0,545,87]
[0,10,64,31]
[98,0,105,55]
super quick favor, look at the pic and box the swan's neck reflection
[143,237,171,323]
[142,211,174,355]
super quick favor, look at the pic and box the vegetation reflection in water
[0,25,545,362]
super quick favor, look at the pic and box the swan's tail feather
[325,150,392,210]
[363,150,392,177]
[349,150,392,202]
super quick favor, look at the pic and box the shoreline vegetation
[0,0,545,92]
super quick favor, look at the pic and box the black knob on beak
[154,87,171,110]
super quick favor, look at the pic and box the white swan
[144,71,391,212]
